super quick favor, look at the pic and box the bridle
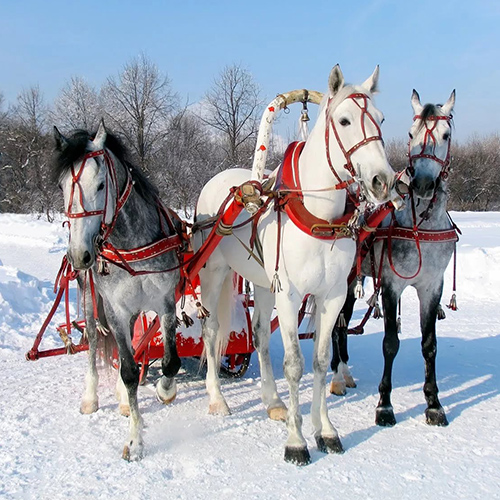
[407,114,452,181]
[65,149,133,243]
[325,92,385,197]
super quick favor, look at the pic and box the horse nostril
[372,175,388,194]
[82,251,92,266]
[426,180,436,192]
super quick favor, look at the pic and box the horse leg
[417,282,448,426]
[376,284,401,426]
[275,293,309,465]
[253,285,286,421]
[199,262,231,416]
[114,311,140,417]
[80,306,99,414]
[156,298,182,405]
[330,288,357,395]
[312,294,344,454]
[105,306,143,460]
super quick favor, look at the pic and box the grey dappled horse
[53,122,183,460]
[330,90,457,427]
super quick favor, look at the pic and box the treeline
[1,54,499,217]
[0,55,283,219]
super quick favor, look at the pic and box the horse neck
[297,111,347,221]
[397,184,450,230]
[107,160,162,249]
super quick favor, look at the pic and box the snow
[0,212,499,500]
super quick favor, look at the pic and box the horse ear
[93,119,107,149]
[411,89,423,115]
[441,89,456,116]
[328,65,345,96]
[362,65,380,94]
[53,126,68,151]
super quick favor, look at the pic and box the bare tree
[201,64,263,169]
[51,76,101,131]
[101,54,178,170]
[155,110,222,216]
[1,86,54,216]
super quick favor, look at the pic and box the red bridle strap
[408,114,452,180]
[65,149,133,241]
[325,92,384,192]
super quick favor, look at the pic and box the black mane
[51,128,158,204]
[416,103,441,132]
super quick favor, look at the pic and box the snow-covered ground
[0,212,499,500]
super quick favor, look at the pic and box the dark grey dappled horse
[53,121,183,460]
[330,90,457,427]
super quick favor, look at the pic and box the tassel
[270,273,282,294]
[446,293,458,311]
[354,278,365,299]
[373,303,383,319]
[437,304,446,320]
[176,316,182,328]
[195,301,210,319]
[396,316,402,334]
[337,312,347,328]
[98,260,110,276]
[181,311,194,327]
[366,292,378,308]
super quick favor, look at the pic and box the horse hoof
[344,374,357,388]
[315,435,344,454]
[156,378,177,405]
[330,380,347,396]
[119,404,131,417]
[376,407,396,427]
[209,400,231,416]
[122,442,144,461]
[284,446,311,466]
[426,408,449,426]
[267,405,287,421]
[80,399,99,414]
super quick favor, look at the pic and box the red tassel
[446,293,458,311]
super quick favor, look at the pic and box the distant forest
[1,54,498,219]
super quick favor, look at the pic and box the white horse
[194,65,396,465]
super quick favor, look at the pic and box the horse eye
[339,118,351,126]
[408,132,413,139]
[97,182,105,192]
[443,133,450,141]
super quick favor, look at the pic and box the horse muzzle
[67,247,96,271]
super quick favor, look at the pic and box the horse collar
[276,142,356,240]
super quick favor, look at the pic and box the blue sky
[1,0,499,141]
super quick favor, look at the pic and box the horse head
[54,120,117,270]
[408,89,455,199]
[324,65,394,205]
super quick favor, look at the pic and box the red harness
[408,114,452,180]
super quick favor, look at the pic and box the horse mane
[51,128,159,205]
[321,84,371,120]
[415,103,454,133]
